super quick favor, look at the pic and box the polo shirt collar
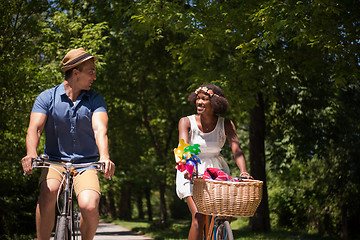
[59,82,67,96]
[59,82,90,100]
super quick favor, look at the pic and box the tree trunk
[99,190,116,218]
[145,187,153,221]
[107,189,117,218]
[140,98,168,223]
[136,193,145,219]
[159,178,168,223]
[249,92,271,232]
[99,195,107,216]
[118,184,132,220]
[342,204,348,240]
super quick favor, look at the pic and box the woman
[176,84,253,240]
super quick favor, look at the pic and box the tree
[0,0,111,237]
[0,0,50,237]
[251,0,360,237]
[2,0,359,238]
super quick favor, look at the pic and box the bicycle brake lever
[31,158,41,169]
[96,162,105,172]
[101,162,105,172]
[39,154,49,161]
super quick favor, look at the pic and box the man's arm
[92,111,115,179]
[21,112,47,174]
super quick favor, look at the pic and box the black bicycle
[32,154,104,240]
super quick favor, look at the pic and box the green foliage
[0,0,111,238]
[1,0,360,238]
[266,60,360,237]
[0,0,49,237]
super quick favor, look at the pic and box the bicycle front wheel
[72,208,81,240]
[54,215,70,240]
[215,220,233,240]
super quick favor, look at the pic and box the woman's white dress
[176,114,230,199]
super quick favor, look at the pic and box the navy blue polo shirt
[32,83,107,163]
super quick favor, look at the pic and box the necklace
[198,115,217,132]
[203,122,214,131]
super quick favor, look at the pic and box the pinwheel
[174,139,201,176]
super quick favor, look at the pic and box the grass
[110,218,189,239]
[104,217,338,240]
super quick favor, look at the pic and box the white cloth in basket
[176,114,230,199]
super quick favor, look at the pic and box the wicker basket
[193,178,263,217]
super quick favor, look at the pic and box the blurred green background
[1,0,359,239]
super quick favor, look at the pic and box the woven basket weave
[193,178,263,217]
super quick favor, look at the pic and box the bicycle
[189,171,234,240]
[192,170,262,240]
[32,154,104,240]
[203,214,233,240]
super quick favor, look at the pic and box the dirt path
[47,221,153,240]
[93,221,153,240]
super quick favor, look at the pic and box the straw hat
[61,48,98,72]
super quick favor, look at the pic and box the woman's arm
[177,116,192,179]
[178,116,191,143]
[224,119,253,178]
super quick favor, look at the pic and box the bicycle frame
[204,215,215,240]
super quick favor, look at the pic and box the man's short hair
[64,60,88,80]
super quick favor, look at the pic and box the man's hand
[99,158,115,179]
[21,155,36,175]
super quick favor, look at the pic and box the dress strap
[218,117,224,131]
[187,115,197,131]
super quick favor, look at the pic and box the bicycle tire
[215,220,233,240]
[54,215,71,240]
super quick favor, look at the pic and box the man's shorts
[39,164,101,196]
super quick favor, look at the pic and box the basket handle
[193,161,201,179]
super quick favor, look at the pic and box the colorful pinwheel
[174,139,201,176]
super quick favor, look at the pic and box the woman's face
[196,92,214,115]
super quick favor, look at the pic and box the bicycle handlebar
[32,154,104,172]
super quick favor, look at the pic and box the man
[21,47,115,240]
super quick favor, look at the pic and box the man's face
[75,60,96,90]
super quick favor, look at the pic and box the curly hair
[188,84,229,114]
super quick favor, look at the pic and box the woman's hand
[184,171,191,180]
[240,172,254,179]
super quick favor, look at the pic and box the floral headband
[194,87,218,97]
